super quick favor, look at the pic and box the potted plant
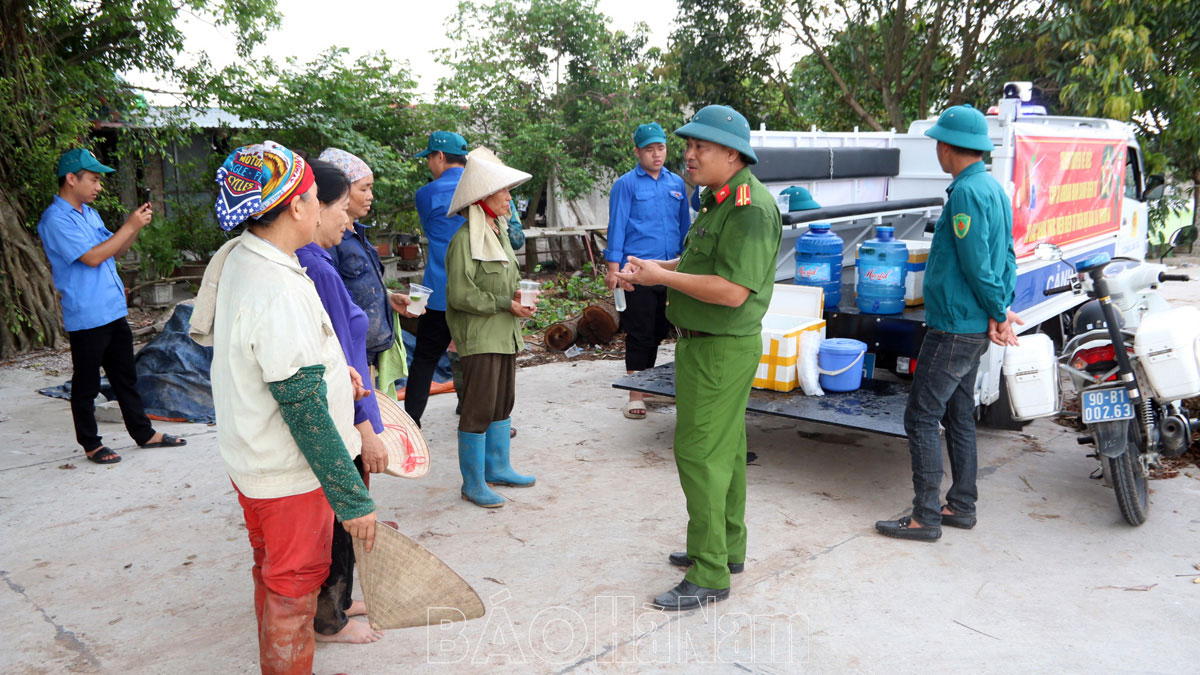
[134,222,182,306]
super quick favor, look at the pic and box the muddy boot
[484,418,535,487]
[458,430,504,507]
[260,587,319,675]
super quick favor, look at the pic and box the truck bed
[613,364,911,438]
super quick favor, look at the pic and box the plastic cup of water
[519,280,540,307]
[407,283,432,316]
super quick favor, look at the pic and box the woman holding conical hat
[191,140,377,674]
[444,147,537,508]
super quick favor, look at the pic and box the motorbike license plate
[1081,387,1134,424]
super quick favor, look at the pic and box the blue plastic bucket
[818,338,868,392]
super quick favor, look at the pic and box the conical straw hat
[446,146,531,216]
[374,390,430,479]
[352,522,486,629]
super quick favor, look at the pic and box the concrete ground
[3,265,1199,674]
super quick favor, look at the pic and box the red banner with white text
[1011,135,1125,258]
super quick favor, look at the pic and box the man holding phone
[38,148,187,465]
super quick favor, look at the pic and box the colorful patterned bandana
[214,141,314,231]
[318,147,373,184]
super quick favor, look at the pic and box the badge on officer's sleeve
[953,214,971,239]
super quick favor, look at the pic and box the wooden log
[544,315,583,351]
[579,302,620,344]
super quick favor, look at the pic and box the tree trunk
[579,302,620,344]
[544,316,582,351]
[0,188,66,358]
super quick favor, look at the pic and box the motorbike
[1038,243,1196,525]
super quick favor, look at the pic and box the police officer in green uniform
[876,104,1019,542]
[617,105,781,609]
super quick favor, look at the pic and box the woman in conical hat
[444,148,537,507]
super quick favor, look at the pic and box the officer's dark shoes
[875,516,941,542]
[652,579,730,611]
[940,506,977,530]
[668,551,745,574]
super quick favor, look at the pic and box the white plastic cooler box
[755,285,827,392]
[1002,333,1059,420]
[1134,305,1200,401]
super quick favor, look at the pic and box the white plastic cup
[407,283,432,316]
[519,279,540,307]
[614,287,627,312]
[776,193,790,214]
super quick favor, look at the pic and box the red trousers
[236,484,334,675]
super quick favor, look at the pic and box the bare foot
[315,618,383,644]
[346,600,368,617]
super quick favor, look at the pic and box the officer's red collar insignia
[714,184,731,204]
[734,183,751,207]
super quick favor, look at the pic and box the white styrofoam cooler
[1134,305,1200,401]
[1003,333,1059,420]
[755,285,827,392]
[755,314,826,392]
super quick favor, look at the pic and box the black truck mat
[614,363,910,438]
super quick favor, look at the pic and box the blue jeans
[903,330,990,527]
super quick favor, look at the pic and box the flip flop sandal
[85,446,122,464]
[623,401,647,419]
[139,433,187,449]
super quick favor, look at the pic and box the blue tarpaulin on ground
[39,305,453,422]
[38,304,216,423]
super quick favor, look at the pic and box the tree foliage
[670,0,797,129]
[215,48,430,231]
[437,0,686,220]
[0,0,278,357]
[1041,0,1200,232]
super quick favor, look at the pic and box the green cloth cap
[781,186,820,211]
[924,104,994,152]
[633,122,667,148]
[57,149,115,177]
[674,105,758,165]
[416,131,470,158]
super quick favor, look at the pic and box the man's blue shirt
[37,196,127,332]
[605,164,690,265]
[328,221,394,357]
[414,166,465,312]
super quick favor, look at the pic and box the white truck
[616,84,1166,436]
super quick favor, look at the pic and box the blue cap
[57,149,115,177]
[781,186,820,211]
[924,104,994,152]
[674,105,758,165]
[633,122,667,148]
[416,131,470,158]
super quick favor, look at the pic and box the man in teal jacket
[876,104,1019,542]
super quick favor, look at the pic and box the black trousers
[621,284,671,371]
[67,318,155,452]
[314,455,367,635]
[458,353,516,434]
[404,309,453,426]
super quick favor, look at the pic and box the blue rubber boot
[458,431,504,507]
[484,418,535,487]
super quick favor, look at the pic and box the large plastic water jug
[856,225,908,314]
[794,223,843,308]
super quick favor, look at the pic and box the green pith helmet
[674,105,758,164]
[924,104,994,152]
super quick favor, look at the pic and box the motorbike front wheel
[1108,423,1149,526]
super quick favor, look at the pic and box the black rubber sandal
[85,446,122,464]
[139,433,187,448]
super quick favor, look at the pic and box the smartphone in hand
[138,187,152,205]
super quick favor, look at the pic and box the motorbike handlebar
[1158,272,1190,282]
[1043,284,1075,296]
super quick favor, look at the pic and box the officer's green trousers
[673,333,761,590]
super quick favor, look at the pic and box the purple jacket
[297,242,384,434]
